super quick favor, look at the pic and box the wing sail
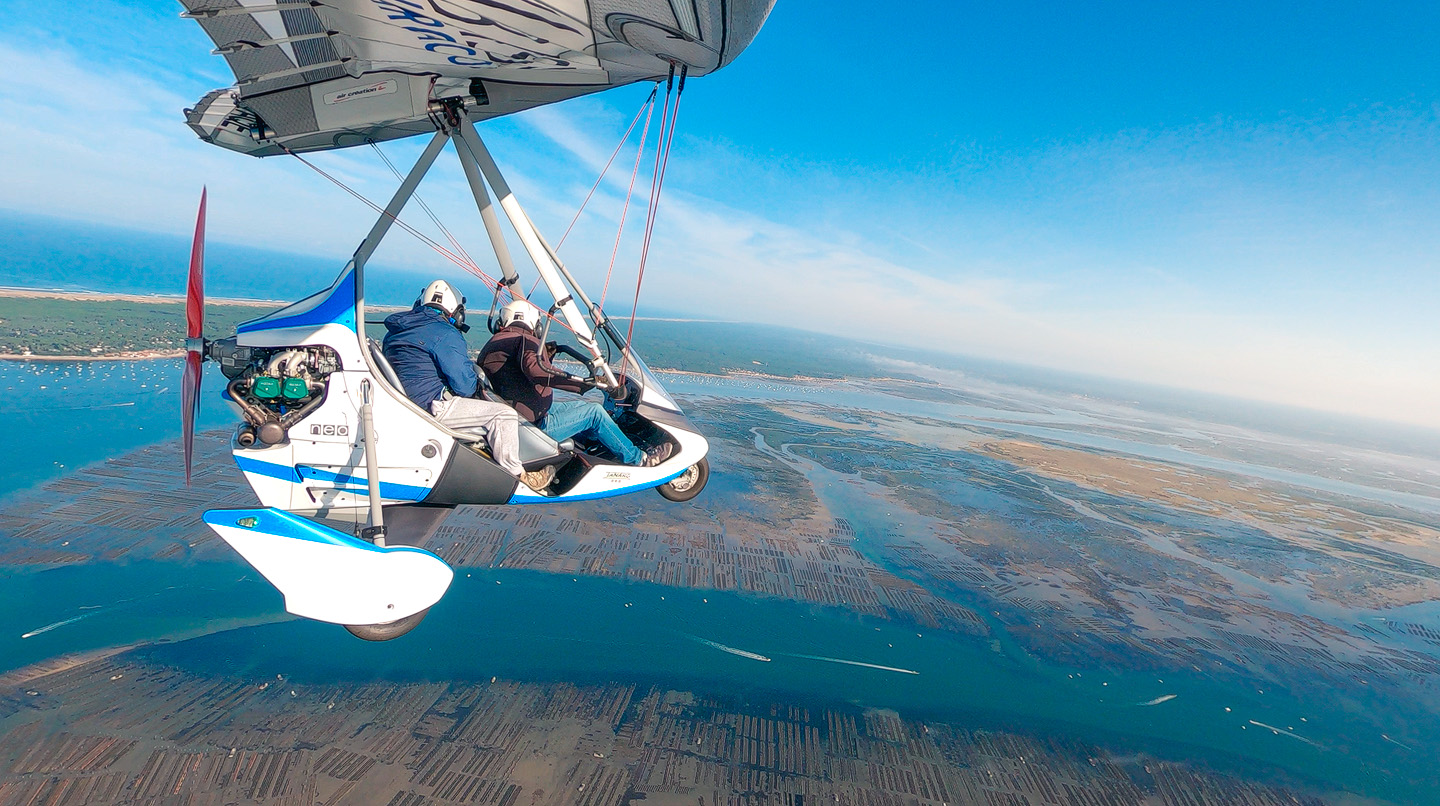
[181,0,775,156]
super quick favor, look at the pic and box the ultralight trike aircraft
[176,0,774,640]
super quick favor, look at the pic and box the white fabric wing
[180,0,775,156]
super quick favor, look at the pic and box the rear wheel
[657,457,709,502]
[343,608,429,641]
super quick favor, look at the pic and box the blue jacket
[382,305,477,407]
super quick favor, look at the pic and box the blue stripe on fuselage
[506,467,684,504]
[202,507,438,556]
[234,455,431,500]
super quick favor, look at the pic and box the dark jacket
[382,305,478,407]
[477,323,588,423]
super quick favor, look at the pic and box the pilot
[383,280,553,490]
[478,298,671,467]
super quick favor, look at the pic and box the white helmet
[497,298,543,330]
[418,279,467,330]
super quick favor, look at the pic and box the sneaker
[521,465,556,490]
[642,442,674,468]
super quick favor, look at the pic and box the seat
[366,338,406,392]
[368,338,571,469]
[363,338,475,445]
[517,421,563,465]
[473,358,576,463]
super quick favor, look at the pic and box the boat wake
[1137,694,1177,706]
[1248,720,1322,748]
[1381,733,1413,751]
[21,612,97,639]
[782,653,919,675]
[688,635,771,662]
[684,635,918,674]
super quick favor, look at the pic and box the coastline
[0,358,876,377]
[0,349,184,362]
[0,288,411,361]
[0,287,279,306]
[653,366,858,384]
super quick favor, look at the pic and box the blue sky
[1,1,1437,426]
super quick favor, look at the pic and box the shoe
[521,465,556,490]
[642,442,674,468]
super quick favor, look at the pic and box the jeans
[542,400,644,465]
[431,395,523,476]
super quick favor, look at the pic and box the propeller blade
[182,188,207,486]
[187,188,206,339]
[183,350,202,485]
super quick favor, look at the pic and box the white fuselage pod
[506,420,708,502]
[225,218,708,513]
[227,266,517,513]
[233,369,466,514]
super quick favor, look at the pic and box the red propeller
[182,188,207,486]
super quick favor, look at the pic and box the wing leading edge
[181,0,775,156]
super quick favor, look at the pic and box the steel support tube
[352,129,449,274]
[449,131,524,298]
[455,119,617,386]
[359,379,386,546]
[348,128,449,342]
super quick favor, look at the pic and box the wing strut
[452,116,618,386]
[332,128,449,352]
[450,132,525,298]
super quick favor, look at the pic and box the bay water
[1,358,1437,801]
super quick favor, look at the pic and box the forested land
[1,297,889,380]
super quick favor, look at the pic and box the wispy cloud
[0,41,502,272]
[1,34,1436,427]
[517,101,1440,427]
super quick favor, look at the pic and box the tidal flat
[2,357,1439,803]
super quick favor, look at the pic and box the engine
[209,339,341,446]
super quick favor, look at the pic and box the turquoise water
[0,360,233,498]
[2,556,1430,799]
[1,561,283,672]
[1,359,1437,801]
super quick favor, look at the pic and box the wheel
[657,457,709,502]
[343,608,430,641]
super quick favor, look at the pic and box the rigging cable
[369,141,484,276]
[283,141,584,338]
[279,144,503,294]
[621,64,687,381]
[556,87,657,251]
[601,88,658,308]
[368,138,561,330]
[524,88,658,301]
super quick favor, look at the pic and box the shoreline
[653,367,859,384]
[0,349,184,362]
[0,287,280,306]
[0,356,869,383]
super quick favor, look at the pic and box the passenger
[383,280,554,490]
[478,298,672,467]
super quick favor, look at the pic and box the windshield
[618,349,679,412]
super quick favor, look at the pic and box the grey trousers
[430,395,523,476]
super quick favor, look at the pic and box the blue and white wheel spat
[203,507,453,627]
